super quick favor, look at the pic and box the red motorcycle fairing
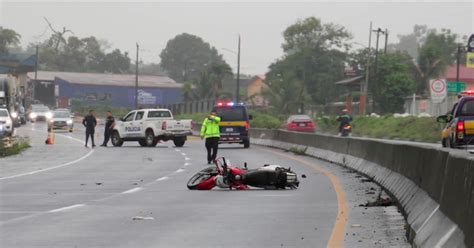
[196,176,217,190]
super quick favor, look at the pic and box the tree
[160,33,227,83]
[414,29,459,95]
[191,71,216,100]
[372,52,416,114]
[0,27,21,53]
[282,17,352,53]
[387,25,434,59]
[209,63,232,97]
[265,17,351,113]
[32,33,130,73]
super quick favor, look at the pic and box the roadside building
[246,75,269,107]
[443,64,474,88]
[27,71,183,108]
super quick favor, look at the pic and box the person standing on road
[82,110,97,148]
[100,111,115,147]
[200,110,221,164]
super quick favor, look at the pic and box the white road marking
[185,157,190,160]
[175,149,180,152]
[48,204,85,213]
[175,168,185,173]
[0,129,95,181]
[256,194,296,197]
[121,187,143,194]
[0,150,94,181]
[156,176,169,181]
[184,162,191,166]
[181,153,187,156]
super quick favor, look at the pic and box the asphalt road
[0,123,409,248]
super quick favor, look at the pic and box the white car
[48,110,74,132]
[0,108,14,137]
[29,104,52,122]
[111,108,193,147]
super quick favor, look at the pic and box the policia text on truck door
[214,102,252,148]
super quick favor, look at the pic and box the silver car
[48,110,74,132]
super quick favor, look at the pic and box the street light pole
[236,35,241,103]
[135,43,139,109]
[372,28,385,112]
[360,21,372,115]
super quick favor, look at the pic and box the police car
[438,91,474,148]
[111,108,193,147]
[214,102,252,148]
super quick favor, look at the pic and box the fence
[158,100,217,116]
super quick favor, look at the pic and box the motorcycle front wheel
[187,166,218,190]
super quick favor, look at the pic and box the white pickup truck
[111,108,193,147]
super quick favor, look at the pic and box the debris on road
[95,183,102,186]
[351,224,362,228]
[360,196,393,207]
[132,216,154,221]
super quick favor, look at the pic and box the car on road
[111,108,193,147]
[29,104,52,122]
[214,102,252,148]
[283,115,316,133]
[48,109,74,132]
[0,108,14,137]
[438,91,474,148]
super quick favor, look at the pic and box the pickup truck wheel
[173,137,186,147]
[138,140,147,147]
[111,131,123,147]
[145,130,156,147]
[243,139,250,148]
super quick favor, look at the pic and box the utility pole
[135,43,139,109]
[384,28,389,54]
[360,21,372,115]
[236,35,241,103]
[372,28,385,112]
[456,44,462,82]
[33,44,39,103]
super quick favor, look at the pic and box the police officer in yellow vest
[200,110,221,164]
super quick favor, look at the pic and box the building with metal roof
[27,71,183,108]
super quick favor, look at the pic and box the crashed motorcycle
[187,157,299,190]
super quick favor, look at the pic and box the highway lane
[0,123,409,247]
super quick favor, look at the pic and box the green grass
[0,136,31,157]
[176,111,443,143]
[318,116,442,143]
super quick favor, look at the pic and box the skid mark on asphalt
[258,147,348,248]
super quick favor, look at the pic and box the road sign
[430,79,447,103]
[468,34,474,52]
[447,82,467,93]
[467,52,474,69]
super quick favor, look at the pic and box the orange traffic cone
[45,132,55,145]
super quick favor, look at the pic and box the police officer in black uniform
[101,111,115,147]
[82,110,97,148]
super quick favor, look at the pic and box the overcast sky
[1,0,473,75]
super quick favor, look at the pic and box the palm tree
[0,27,21,53]
[209,63,232,98]
[192,71,216,100]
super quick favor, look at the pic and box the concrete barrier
[250,129,473,248]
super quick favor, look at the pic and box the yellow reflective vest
[200,116,221,138]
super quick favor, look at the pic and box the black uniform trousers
[85,127,95,146]
[205,137,219,163]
